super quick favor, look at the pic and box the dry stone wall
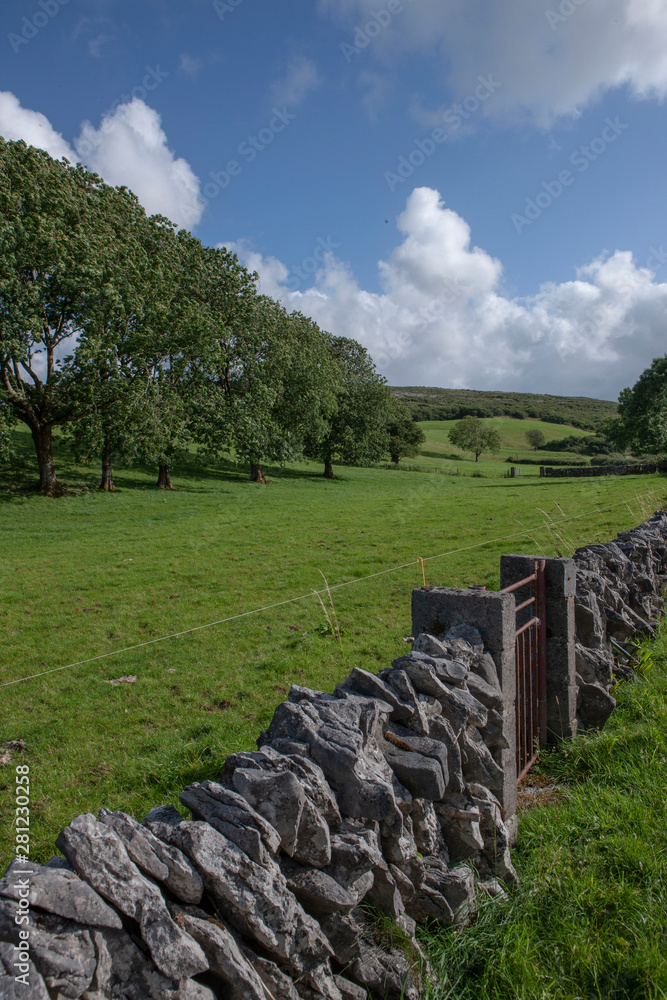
[0,632,516,1000]
[573,511,667,728]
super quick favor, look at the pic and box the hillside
[391,387,618,430]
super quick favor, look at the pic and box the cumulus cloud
[75,100,204,228]
[270,55,321,108]
[321,0,667,126]
[0,92,75,161]
[224,187,667,398]
[0,93,204,229]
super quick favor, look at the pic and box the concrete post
[411,587,518,823]
[500,555,577,744]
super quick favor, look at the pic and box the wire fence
[1,489,661,690]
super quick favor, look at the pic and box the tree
[525,428,546,451]
[0,138,150,494]
[304,337,392,477]
[386,398,425,465]
[448,415,501,462]
[608,356,667,455]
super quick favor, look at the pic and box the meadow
[0,420,663,872]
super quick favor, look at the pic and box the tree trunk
[157,464,174,490]
[31,425,59,496]
[99,455,116,491]
[475,453,480,462]
[323,458,335,478]
[391,454,400,465]
[249,462,268,484]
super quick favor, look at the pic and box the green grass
[424,634,667,1000]
[0,428,664,874]
[409,417,591,475]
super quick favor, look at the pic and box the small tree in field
[448,415,501,462]
[387,399,425,464]
[526,428,546,451]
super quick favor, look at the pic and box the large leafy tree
[448,415,501,462]
[608,356,667,455]
[386,398,426,465]
[0,138,149,494]
[304,337,391,478]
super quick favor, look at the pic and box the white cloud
[0,92,75,162]
[179,53,203,78]
[0,93,204,229]
[321,0,667,127]
[223,187,667,398]
[75,100,204,228]
[270,55,321,108]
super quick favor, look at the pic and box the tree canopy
[608,356,667,456]
[386,398,425,465]
[448,415,501,462]
[525,428,546,450]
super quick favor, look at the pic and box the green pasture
[393,417,592,475]
[0,426,663,869]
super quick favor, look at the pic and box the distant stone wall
[0,631,517,1000]
[540,461,667,478]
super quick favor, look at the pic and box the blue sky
[2,0,667,398]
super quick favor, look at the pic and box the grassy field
[426,630,667,1000]
[0,428,664,874]
[407,417,592,474]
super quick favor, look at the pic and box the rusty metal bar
[516,615,539,636]
[515,595,536,613]
[501,572,538,595]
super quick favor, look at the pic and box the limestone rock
[171,905,267,1000]
[180,781,279,866]
[577,682,616,729]
[334,975,368,1000]
[99,809,204,904]
[466,673,503,711]
[411,799,447,859]
[0,940,50,1000]
[427,716,465,794]
[281,859,356,916]
[0,860,122,930]
[152,818,332,975]
[55,813,208,982]
[379,670,430,736]
[348,941,418,1000]
[337,667,416,724]
[238,942,300,1000]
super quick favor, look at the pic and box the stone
[459,729,504,793]
[171,905,267,1000]
[575,643,613,687]
[427,716,465,794]
[84,924,215,1000]
[0,897,96,999]
[390,654,453,700]
[260,697,405,840]
[411,799,447,859]
[317,912,364,965]
[468,784,518,886]
[348,941,418,1000]
[379,670,430,735]
[445,624,482,647]
[479,707,510,750]
[180,781,280,865]
[470,651,501,689]
[434,685,486,731]
[0,938,52,1000]
[0,860,122,930]
[238,942,300,1000]
[337,667,415,724]
[280,859,356,915]
[431,658,468,688]
[577,682,616,729]
[412,632,449,657]
[55,813,209,982]
[232,768,331,867]
[99,809,204,904]
[151,818,332,975]
[435,799,485,858]
[364,859,407,922]
[334,975,368,1000]
[466,673,503,711]
[382,742,446,802]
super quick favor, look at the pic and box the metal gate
[501,560,547,782]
